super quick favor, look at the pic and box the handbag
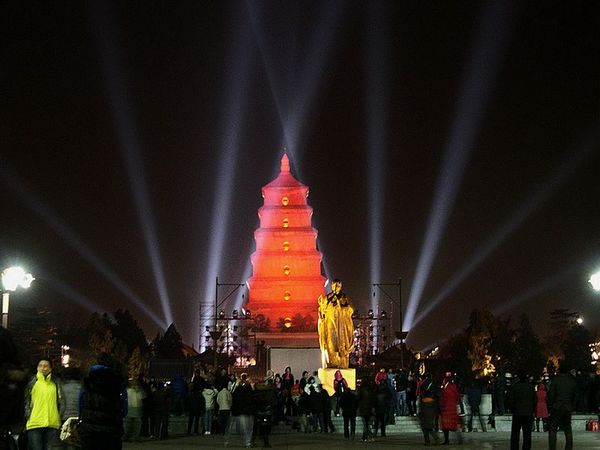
[60,416,81,443]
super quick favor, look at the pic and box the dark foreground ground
[123,428,600,449]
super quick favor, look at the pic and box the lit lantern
[284,291,291,301]
[281,197,289,206]
[284,317,292,328]
[282,218,289,228]
[283,265,290,276]
[283,241,290,252]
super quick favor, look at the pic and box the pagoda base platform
[259,331,321,376]
[256,331,319,348]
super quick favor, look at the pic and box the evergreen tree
[153,323,184,358]
[112,309,149,354]
[513,313,545,377]
[562,323,593,371]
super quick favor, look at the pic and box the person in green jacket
[24,359,64,450]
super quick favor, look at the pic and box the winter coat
[61,379,81,419]
[126,385,145,418]
[202,387,218,410]
[375,382,390,415]
[535,385,549,418]
[466,385,482,408]
[547,373,577,413]
[308,387,323,414]
[231,382,254,416]
[340,389,358,418]
[254,382,277,422]
[152,388,171,415]
[0,366,27,432]
[357,386,375,417]
[440,382,460,431]
[282,371,294,392]
[170,375,188,397]
[334,370,348,395]
[78,365,126,438]
[510,380,536,416]
[394,372,408,392]
[217,387,232,411]
[188,389,206,415]
[25,372,64,430]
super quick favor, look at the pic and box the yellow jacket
[25,372,62,430]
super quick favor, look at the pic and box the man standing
[78,353,127,450]
[509,372,536,450]
[226,373,254,448]
[547,365,577,450]
[24,358,64,450]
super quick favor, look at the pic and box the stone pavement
[122,428,600,449]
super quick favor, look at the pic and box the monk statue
[317,278,355,368]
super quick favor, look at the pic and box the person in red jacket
[440,372,463,445]
[535,382,549,432]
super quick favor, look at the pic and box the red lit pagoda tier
[246,153,326,330]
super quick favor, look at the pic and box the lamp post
[1,266,35,329]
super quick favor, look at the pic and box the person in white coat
[202,383,218,435]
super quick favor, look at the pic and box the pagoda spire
[281,152,290,173]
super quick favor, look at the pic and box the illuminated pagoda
[246,153,326,330]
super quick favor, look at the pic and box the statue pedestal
[318,367,356,396]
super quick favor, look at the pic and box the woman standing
[440,372,463,445]
[282,367,294,417]
[535,382,549,432]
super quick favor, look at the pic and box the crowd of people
[2,321,600,450]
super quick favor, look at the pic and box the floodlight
[590,271,600,291]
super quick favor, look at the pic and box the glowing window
[284,291,291,301]
[281,197,289,206]
[283,241,290,252]
[283,265,290,276]
[282,218,289,228]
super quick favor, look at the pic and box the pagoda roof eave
[263,174,307,189]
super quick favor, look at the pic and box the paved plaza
[122,428,600,450]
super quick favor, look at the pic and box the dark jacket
[466,385,482,407]
[308,387,323,414]
[254,382,277,422]
[375,382,390,415]
[187,388,205,415]
[231,382,254,416]
[357,386,375,417]
[339,389,358,418]
[510,380,536,416]
[78,365,126,438]
[547,373,577,412]
[394,372,408,392]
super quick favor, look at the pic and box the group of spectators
[1,339,127,450]
[3,319,600,450]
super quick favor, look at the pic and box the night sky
[2,1,599,350]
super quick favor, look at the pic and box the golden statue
[318,279,355,368]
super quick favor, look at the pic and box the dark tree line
[436,308,594,379]
[10,305,188,377]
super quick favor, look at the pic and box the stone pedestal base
[318,367,356,396]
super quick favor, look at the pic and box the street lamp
[1,266,35,328]
[589,270,600,291]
